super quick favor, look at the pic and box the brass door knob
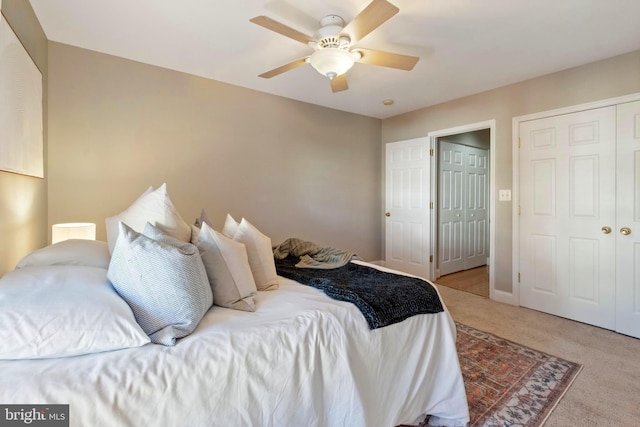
[385,212,391,217]
[601,226,612,234]
[620,227,632,235]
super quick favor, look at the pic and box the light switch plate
[499,189,512,201]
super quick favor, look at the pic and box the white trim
[512,91,640,308]
[427,119,497,300]
[513,92,640,124]
[492,289,518,306]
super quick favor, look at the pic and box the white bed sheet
[0,261,469,427]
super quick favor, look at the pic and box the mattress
[0,261,469,427]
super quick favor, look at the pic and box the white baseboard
[491,289,518,306]
[367,260,385,266]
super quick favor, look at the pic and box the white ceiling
[28,0,640,119]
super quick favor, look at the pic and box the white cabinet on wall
[517,98,640,339]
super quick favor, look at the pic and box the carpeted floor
[435,284,640,426]
[404,321,581,427]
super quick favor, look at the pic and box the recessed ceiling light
[383,99,394,106]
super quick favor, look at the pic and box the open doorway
[427,121,496,299]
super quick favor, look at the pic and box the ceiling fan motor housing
[314,15,349,49]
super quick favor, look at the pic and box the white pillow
[222,213,239,238]
[105,183,191,254]
[107,222,213,346]
[16,239,111,269]
[233,218,279,291]
[197,222,257,311]
[0,265,150,359]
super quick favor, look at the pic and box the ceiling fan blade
[342,0,399,44]
[356,48,419,71]
[259,58,308,79]
[330,74,349,93]
[250,16,315,45]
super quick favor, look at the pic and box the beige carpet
[436,284,640,426]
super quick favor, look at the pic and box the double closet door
[438,141,489,277]
[519,100,640,339]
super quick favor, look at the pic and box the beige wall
[0,1,48,276]
[382,49,640,294]
[439,129,490,150]
[47,42,382,261]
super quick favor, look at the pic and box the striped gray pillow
[107,222,213,346]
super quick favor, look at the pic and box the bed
[0,184,469,427]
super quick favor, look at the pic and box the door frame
[427,119,497,299]
[512,92,640,306]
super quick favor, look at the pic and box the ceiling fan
[250,0,419,93]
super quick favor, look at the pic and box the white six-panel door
[519,106,617,330]
[616,100,640,338]
[464,146,489,270]
[439,142,489,276]
[385,138,431,278]
[439,141,465,276]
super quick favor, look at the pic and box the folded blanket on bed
[275,255,443,329]
[273,237,360,269]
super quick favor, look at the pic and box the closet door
[438,142,489,276]
[464,146,489,270]
[519,106,616,330]
[439,141,465,276]
[616,100,640,338]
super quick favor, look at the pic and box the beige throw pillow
[232,218,279,291]
[221,213,239,238]
[197,222,257,311]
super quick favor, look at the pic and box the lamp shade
[309,48,355,79]
[52,223,96,244]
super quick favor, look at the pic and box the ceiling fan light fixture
[309,48,355,80]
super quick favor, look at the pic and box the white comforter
[1,261,469,427]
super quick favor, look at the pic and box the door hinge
[518,205,521,216]
[518,137,521,148]
[429,255,433,263]
[518,273,521,283]
[430,202,434,209]
[430,148,434,157]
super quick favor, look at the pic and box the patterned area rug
[410,322,582,427]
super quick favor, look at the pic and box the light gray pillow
[107,222,213,346]
[194,208,214,229]
[197,222,257,312]
[191,209,214,246]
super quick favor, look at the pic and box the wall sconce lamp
[51,223,96,244]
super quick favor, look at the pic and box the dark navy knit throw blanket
[275,256,443,329]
